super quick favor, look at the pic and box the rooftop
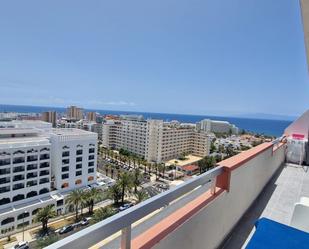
[50,128,97,137]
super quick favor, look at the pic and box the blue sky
[0,0,308,117]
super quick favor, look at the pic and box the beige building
[102,116,210,162]
[67,106,83,121]
[41,111,57,127]
[87,112,97,122]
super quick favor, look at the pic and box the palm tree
[134,190,149,204]
[85,188,103,214]
[66,189,84,221]
[108,183,122,204]
[118,172,133,204]
[92,207,116,223]
[35,205,56,231]
[132,168,141,193]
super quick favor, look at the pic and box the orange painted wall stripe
[131,188,225,249]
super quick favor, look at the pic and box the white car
[11,241,29,249]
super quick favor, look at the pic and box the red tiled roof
[181,165,199,171]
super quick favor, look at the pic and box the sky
[0,0,308,118]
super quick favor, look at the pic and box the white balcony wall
[153,144,286,249]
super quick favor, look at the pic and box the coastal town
[0,106,275,249]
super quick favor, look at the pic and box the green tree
[85,188,103,214]
[66,189,84,221]
[118,172,133,204]
[108,183,122,204]
[92,207,116,223]
[132,168,142,193]
[134,190,149,204]
[35,205,56,231]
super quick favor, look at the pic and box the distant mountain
[235,113,297,121]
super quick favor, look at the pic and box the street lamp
[22,211,27,241]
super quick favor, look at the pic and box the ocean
[0,104,293,137]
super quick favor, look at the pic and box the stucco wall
[153,144,285,249]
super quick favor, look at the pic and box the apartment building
[87,112,97,122]
[67,106,83,121]
[0,121,98,237]
[50,129,97,191]
[41,111,57,127]
[102,117,210,162]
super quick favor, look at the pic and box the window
[39,170,49,176]
[75,179,82,185]
[13,157,25,164]
[40,162,49,168]
[89,148,95,154]
[62,166,69,172]
[0,159,10,166]
[17,212,29,220]
[88,161,94,167]
[13,194,24,202]
[13,166,25,173]
[13,175,24,182]
[26,180,37,187]
[76,164,82,169]
[39,178,49,184]
[61,183,69,189]
[40,154,50,160]
[62,151,70,157]
[62,174,69,179]
[0,168,10,175]
[0,186,10,193]
[88,168,94,174]
[27,164,37,170]
[76,157,82,162]
[62,159,70,165]
[88,155,95,160]
[27,172,37,179]
[39,188,49,195]
[88,176,94,181]
[13,183,24,190]
[0,177,11,185]
[1,217,14,225]
[27,155,38,162]
[57,199,64,206]
[26,191,37,198]
[76,171,82,176]
[76,150,83,155]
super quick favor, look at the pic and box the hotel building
[102,116,210,162]
[0,121,98,237]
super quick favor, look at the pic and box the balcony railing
[46,166,223,249]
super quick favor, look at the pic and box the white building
[197,119,239,134]
[49,129,97,191]
[0,121,98,238]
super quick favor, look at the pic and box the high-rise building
[197,119,239,134]
[102,116,210,162]
[0,121,98,238]
[41,111,57,127]
[87,112,97,122]
[67,106,83,121]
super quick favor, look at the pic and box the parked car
[80,217,91,226]
[59,225,74,234]
[119,203,134,211]
[11,241,29,249]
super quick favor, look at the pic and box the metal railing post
[121,225,131,249]
[211,177,217,195]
